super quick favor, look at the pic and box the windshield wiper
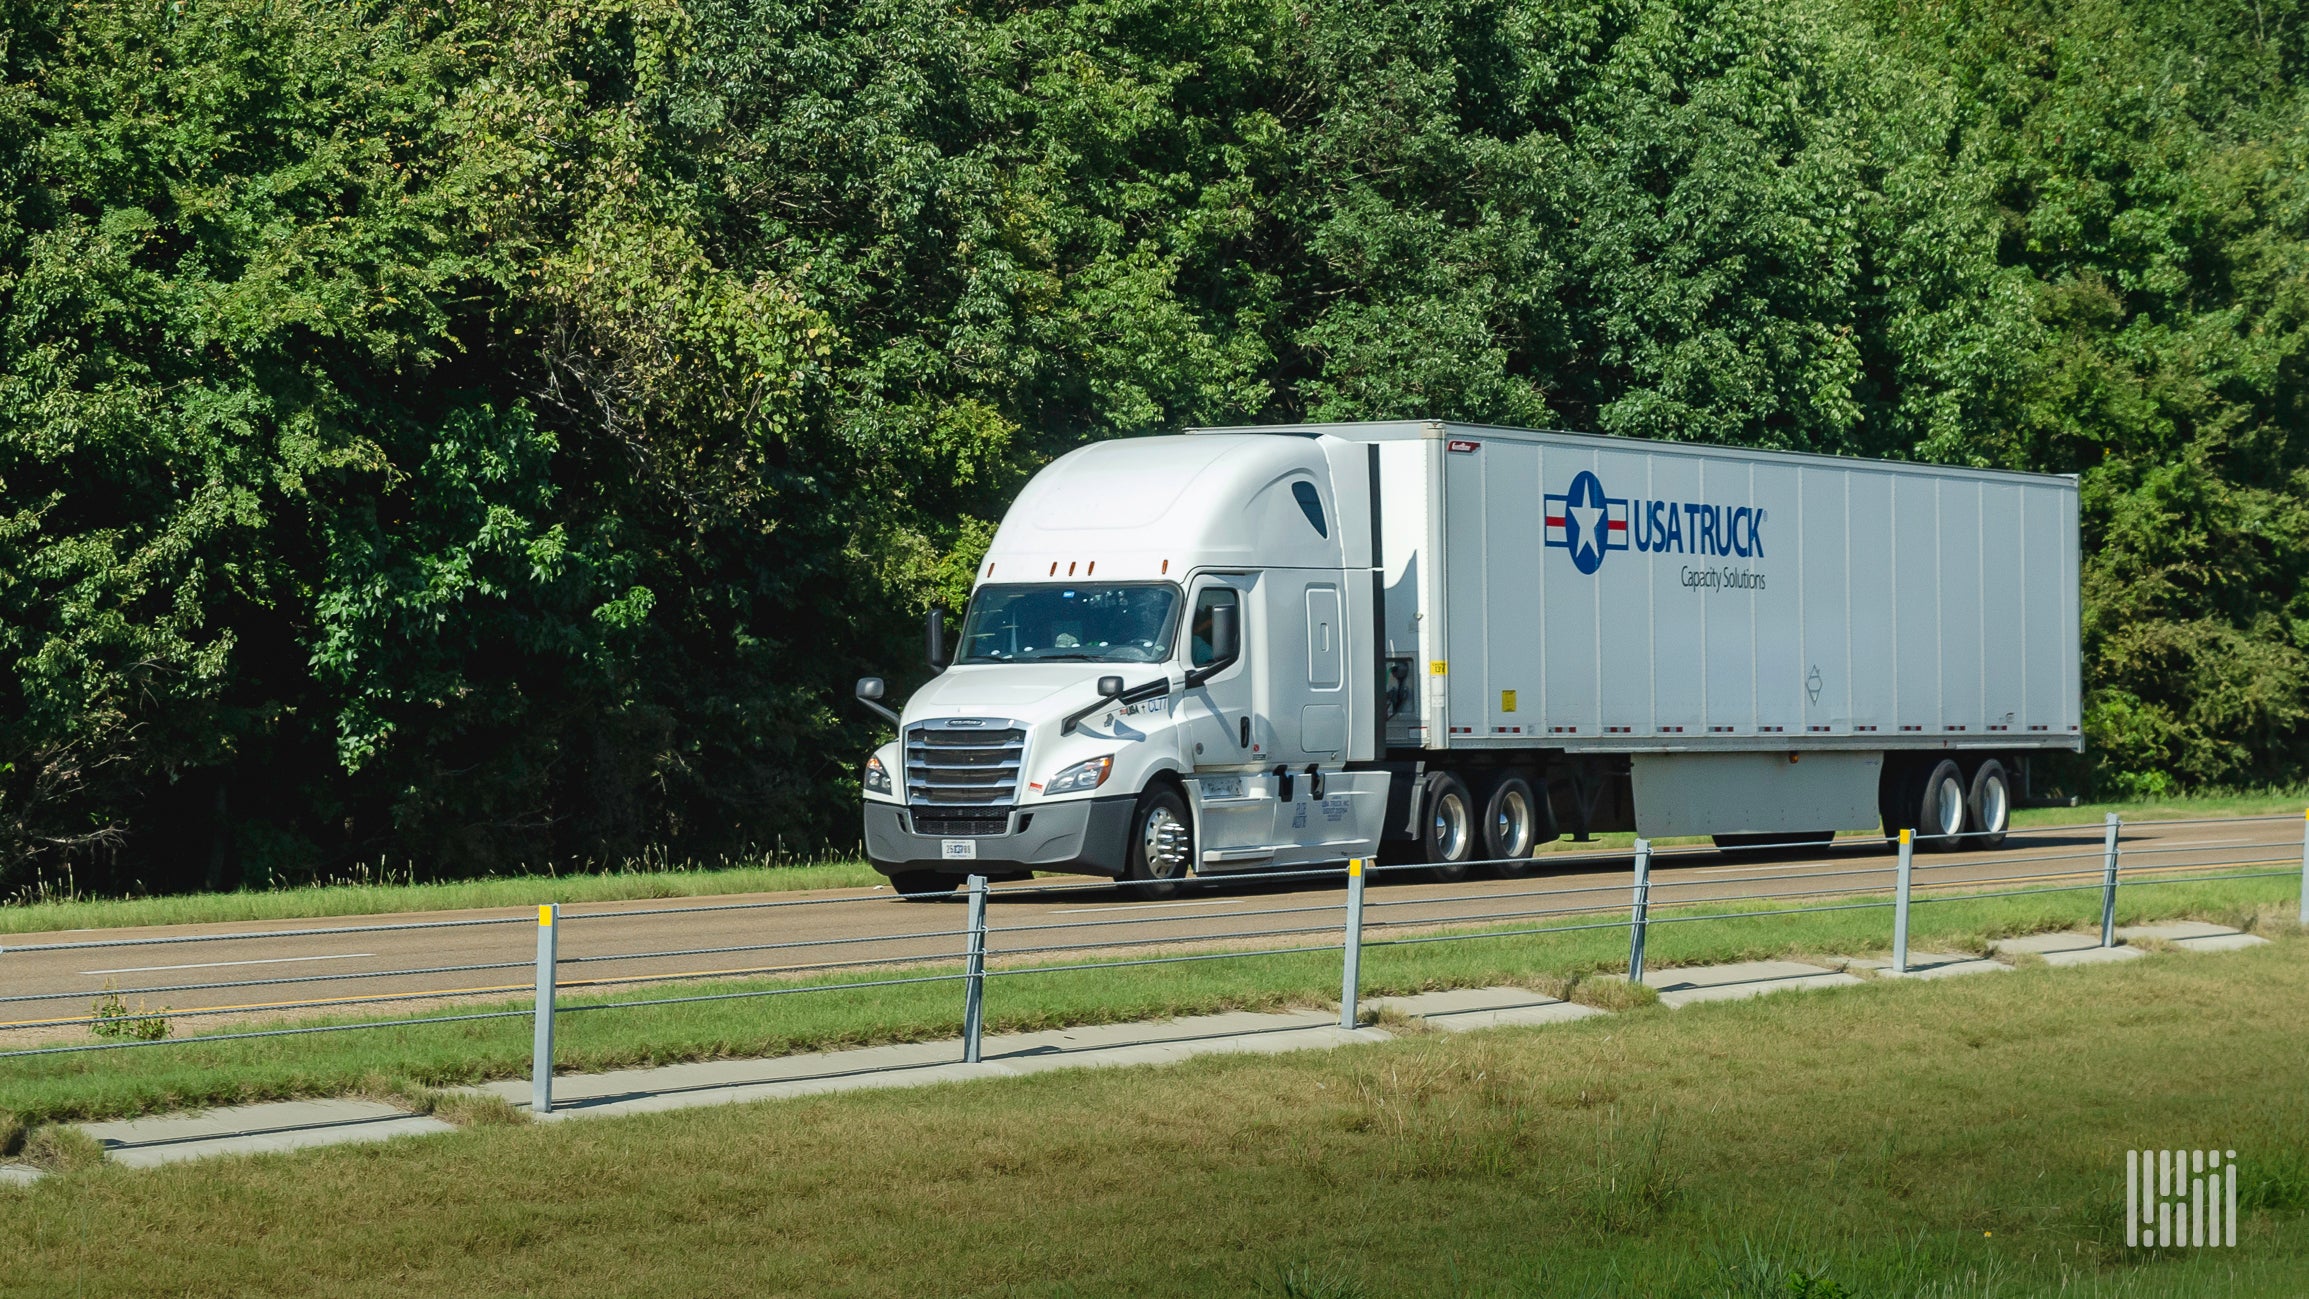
[1060,677,1173,735]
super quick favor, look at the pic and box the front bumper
[864,794,1136,878]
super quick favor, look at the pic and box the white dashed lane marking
[79,952,379,977]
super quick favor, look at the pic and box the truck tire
[889,871,958,899]
[1878,756,1910,844]
[1122,785,1194,899]
[1420,772,1476,882]
[1914,758,1967,852]
[1965,759,2011,850]
[1480,775,1542,875]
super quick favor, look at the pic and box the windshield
[957,583,1181,664]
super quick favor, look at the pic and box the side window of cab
[1190,587,1239,668]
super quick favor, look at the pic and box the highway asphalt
[2,815,2297,1047]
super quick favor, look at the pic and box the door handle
[1238,716,1250,748]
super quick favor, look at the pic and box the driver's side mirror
[1187,602,1239,687]
[1207,601,1239,665]
[925,607,950,670]
[1098,675,1125,699]
[855,676,901,726]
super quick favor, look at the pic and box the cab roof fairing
[972,435,1348,589]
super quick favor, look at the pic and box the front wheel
[1123,786,1194,899]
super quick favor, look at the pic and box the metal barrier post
[1339,858,1366,1029]
[1893,828,1914,974]
[531,904,558,1115]
[2298,809,2307,930]
[2099,813,2122,947]
[962,874,989,1064]
[1628,838,1652,984]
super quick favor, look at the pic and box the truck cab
[858,433,1393,895]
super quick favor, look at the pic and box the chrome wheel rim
[1141,806,1191,879]
[1979,773,2009,834]
[1492,789,1534,858]
[1432,792,1471,861]
[1931,775,1965,837]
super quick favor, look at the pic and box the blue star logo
[1544,471,1628,575]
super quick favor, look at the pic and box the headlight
[1043,755,1113,795]
[864,755,892,795]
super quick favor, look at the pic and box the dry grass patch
[19,1124,101,1173]
[1559,970,1660,1011]
[429,1092,530,1127]
[346,1074,528,1128]
[1358,1005,1433,1034]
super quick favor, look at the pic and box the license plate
[1201,776,1245,800]
[941,839,978,860]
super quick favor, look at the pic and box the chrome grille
[904,721,1025,810]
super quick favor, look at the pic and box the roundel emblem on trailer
[1543,471,1629,575]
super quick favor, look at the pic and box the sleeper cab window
[1290,480,1327,538]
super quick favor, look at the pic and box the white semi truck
[855,421,2082,895]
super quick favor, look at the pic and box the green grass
[2018,789,2309,828]
[0,857,884,936]
[3,929,2303,1296]
[1,868,2292,1128]
[1533,789,2309,855]
[6,788,2302,937]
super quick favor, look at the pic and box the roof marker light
[1068,561,1077,576]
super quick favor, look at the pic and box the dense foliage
[0,0,2302,892]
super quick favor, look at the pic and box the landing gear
[1712,830,1837,856]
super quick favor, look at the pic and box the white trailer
[855,421,2081,895]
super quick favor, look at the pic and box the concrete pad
[1849,952,2013,980]
[0,1165,43,1188]
[990,1011,1390,1073]
[2115,922,2272,953]
[1366,986,1609,1031]
[462,1041,1004,1120]
[1642,960,1864,1007]
[1990,932,2146,966]
[79,1099,455,1168]
[2163,933,2272,953]
[462,1009,1393,1122]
